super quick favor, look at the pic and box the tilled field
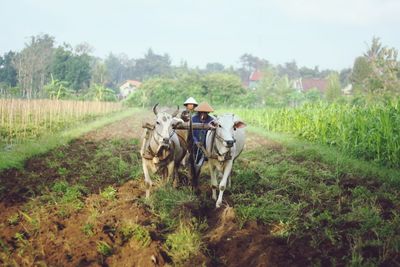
[0,112,399,266]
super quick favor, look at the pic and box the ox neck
[146,130,174,162]
[210,130,232,161]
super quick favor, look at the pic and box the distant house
[119,80,142,99]
[293,78,328,94]
[248,70,263,89]
[342,84,353,95]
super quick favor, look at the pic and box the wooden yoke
[173,122,215,131]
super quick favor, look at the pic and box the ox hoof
[215,202,222,209]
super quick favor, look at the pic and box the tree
[205,62,225,73]
[351,37,400,97]
[91,60,109,86]
[277,60,300,79]
[326,72,342,102]
[51,44,92,92]
[44,75,73,99]
[0,51,17,87]
[104,53,134,88]
[202,73,245,105]
[339,68,352,87]
[51,45,72,83]
[256,69,297,107]
[133,48,172,80]
[14,34,55,98]
[351,56,372,93]
[364,37,400,95]
[237,54,269,85]
[86,84,116,101]
[65,53,92,91]
[304,88,321,103]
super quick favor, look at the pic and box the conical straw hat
[183,97,198,106]
[195,102,214,112]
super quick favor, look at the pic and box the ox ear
[210,120,220,128]
[153,103,159,115]
[234,120,246,129]
[171,117,184,128]
[171,105,179,117]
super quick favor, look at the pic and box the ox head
[152,104,182,152]
[211,114,246,155]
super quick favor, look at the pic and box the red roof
[301,78,328,93]
[249,70,262,81]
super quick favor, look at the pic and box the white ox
[140,105,185,198]
[205,114,246,208]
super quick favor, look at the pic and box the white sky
[1,0,399,70]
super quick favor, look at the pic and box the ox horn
[152,103,159,115]
[172,105,179,117]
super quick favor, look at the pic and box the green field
[229,101,400,168]
[0,106,399,266]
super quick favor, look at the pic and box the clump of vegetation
[7,213,20,226]
[82,223,95,237]
[96,241,113,256]
[100,186,117,201]
[147,185,199,229]
[51,181,87,217]
[119,222,151,247]
[165,223,203,265]
[19,211,40,234]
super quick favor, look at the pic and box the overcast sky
[1,0,399,70]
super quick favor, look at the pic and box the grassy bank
[247,125,400,188]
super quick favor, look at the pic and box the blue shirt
[192,113,214,146]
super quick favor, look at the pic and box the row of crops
[0,99,124,145]
[233,101,400,168]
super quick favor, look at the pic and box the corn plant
[230,99,400,167]
[0,99,123,145]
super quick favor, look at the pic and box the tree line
[0,34,398,106]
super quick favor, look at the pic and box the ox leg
[216,161,233,208]
[142,159,153,198]
[173,161,180,188]
[166,161,175,184]
[209,163,218,201]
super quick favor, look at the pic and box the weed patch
[165,223,203,265]
[147,185,199,229]
[119,222,151,247]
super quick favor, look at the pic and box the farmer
[180,97,198,122]
[192,102,215,165]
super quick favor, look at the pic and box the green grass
[96,241,113,256]
[147,185,200,229]
[82,223,95,237]
[165,223,203,265]
[119,222,151,247]
[247,125,400,188]
[229,142,400,266]
[100,186,117,201]
[0,108,138,171]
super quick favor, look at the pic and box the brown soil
[0,112,357,266]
